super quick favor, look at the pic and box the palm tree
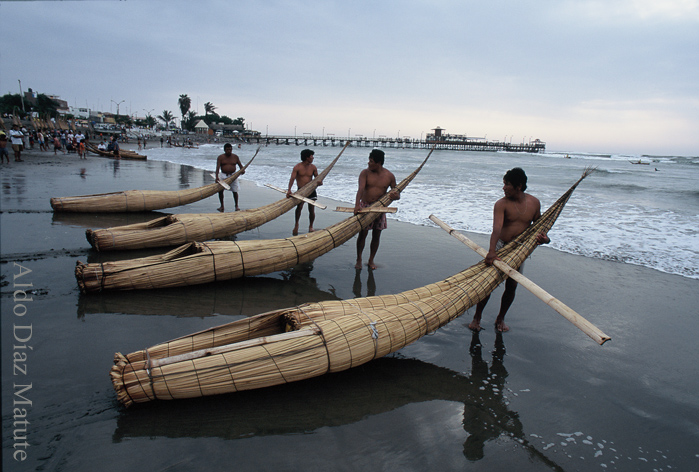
[183,110,198,131]
[158,110,175,129]
[178,94,191,127]
[144,115,156,128]
[204,102,216,116]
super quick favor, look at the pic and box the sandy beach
[2,145,698,471]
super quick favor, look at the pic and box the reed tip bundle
[75,261,88,294]
[110,353,133,408]
[85,229,98,249]
[582,166,597,178]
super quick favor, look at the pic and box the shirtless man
[468,167,550,333]
[287,149,321,235]
[354,149,400,270]
[215,143,245,212]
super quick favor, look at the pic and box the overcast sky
[2,0,697,155]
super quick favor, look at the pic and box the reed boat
[110,169,592,407]
[83,142,349,251]
[85,142,147,160]
[50,149,259,213]
[76,147,431,292]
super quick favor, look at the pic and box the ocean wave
[143,144,699,280]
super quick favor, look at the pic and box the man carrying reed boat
[354,149,399,270]
[287,149,322,235]
[215,143,245,212]
[469,167,551,333]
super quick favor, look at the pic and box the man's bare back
[496,193,542,243]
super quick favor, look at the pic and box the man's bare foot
[217,207,224,213]
[309,226,315,233]
[292,224,299,236]
[368,260,377,270]
[468,320,483,332]
[355,259,362,269]
[235,207,240,211]
[495,320,510,332]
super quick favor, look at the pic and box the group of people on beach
[214,143,550,333]
[0,124,92,162]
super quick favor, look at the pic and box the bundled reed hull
[84,142,347,251]
[50,151,257,213]
[110,170,589,406]
[77,148,432,292]
[85,142,147,160]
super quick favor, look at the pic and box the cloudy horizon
[1,0,697,156]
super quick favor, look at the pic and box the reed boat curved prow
[109,168,593,407]
[84,142,349,251]
[51,150,257,213]
[76,146,433,292]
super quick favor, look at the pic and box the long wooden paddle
[334,206,397,213]
[210,173,231,190]
[265,184,327,209]
[429,215,611,345]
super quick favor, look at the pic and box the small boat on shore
[50,149,259,213]
[83,143,349,251]
[86,142,147,160]
[109,169,591,407]
[76,146,431,291]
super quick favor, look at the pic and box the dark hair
[300,149,314,161]
[223,143,232,149]
[369,149,385,166]
[504,167,527,191]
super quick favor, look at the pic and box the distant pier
[236,127,545,153]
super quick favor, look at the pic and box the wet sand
[2,146,698,471]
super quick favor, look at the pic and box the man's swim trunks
[221,173,240,192]
[496,239,524,272]
[360,200,387,230]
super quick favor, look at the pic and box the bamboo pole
[429,214,611,345]
[265,184,327,209]
[334,207,397,213]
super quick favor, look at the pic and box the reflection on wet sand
[352,268,377,298]
[52,210,172,230]
[77,264,338,318]
[112,334,562,469]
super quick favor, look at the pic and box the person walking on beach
[287,149,322,235]
[468,167,550,333]
[38,130,46,151]
[354,149,400,270]
[215,142,244,212]
[53,134,61,154]
[9,124,24,162]
[75,131,86,159]
[0,131,10,163]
